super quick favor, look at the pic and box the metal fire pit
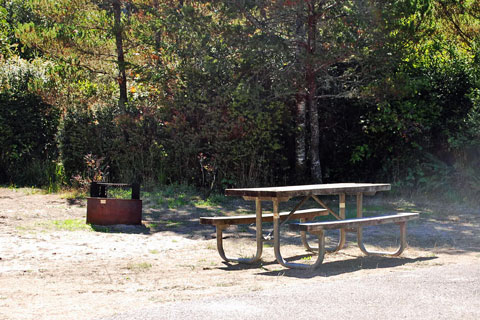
[86,182,142,225]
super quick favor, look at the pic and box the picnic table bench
[288,212,419,269]
[200,208,328,263]
[200,183,420,270]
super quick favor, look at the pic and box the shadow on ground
[219,255,437,278]
[79,196,480,256]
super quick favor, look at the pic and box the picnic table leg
[357,221,408,256]
[215,198,263,263]
[272,199,325,269]
[355,192,407,256]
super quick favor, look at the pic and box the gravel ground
[100,260,480,320]
[1,187,479,320]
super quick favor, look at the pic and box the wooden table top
[225,183,391,198]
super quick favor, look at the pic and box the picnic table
[200,183,419,269]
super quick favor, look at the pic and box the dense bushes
[0,93,60,186]
[308,43,480,203]
[59,103,167,186]
[1,1,480,204]
[59,95,292,191]
[341,48,480,199]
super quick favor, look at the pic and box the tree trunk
[295,92,307,177]
[294,2,307,180]
[112,0,127,110]
[307,1,322,183]
[307,70,322,183]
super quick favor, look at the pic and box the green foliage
[142,184,186,208]
[59,102,167,185]
[0,5,12,57]
[107,187,132,200]
[194,193,226,207]
[15,218,94,232]
[144,3,293,188]
[59,106,100,182]
[142,184,229,209]
[344,24,480,200]
[0,0,479,203]
[51,219,93,232]
[0,56,53,93]
[0,0,40,59]
[0,91,60,186]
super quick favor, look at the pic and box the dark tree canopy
[0,0,479,201]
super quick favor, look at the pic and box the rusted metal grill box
[86,182,142,225]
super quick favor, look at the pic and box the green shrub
[59,102,168,185]
[0,92,60,186]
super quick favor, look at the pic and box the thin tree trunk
[295,92,307,176]
[308,71,322,182]
[294,2,307,179]
[112,0,127,110]
[307,1,322,183]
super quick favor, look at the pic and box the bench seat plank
[200,208,328,226]
[289,212,418,232]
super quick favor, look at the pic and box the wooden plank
[225,183,391,199]
[199,208,328,226]
[289,213,419,232]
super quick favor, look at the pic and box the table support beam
[311,195,341,220]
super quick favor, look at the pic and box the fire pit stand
[86,182,142,225]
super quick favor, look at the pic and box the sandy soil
[0,187,479,320]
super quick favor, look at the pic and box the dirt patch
[0,188,479,320]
